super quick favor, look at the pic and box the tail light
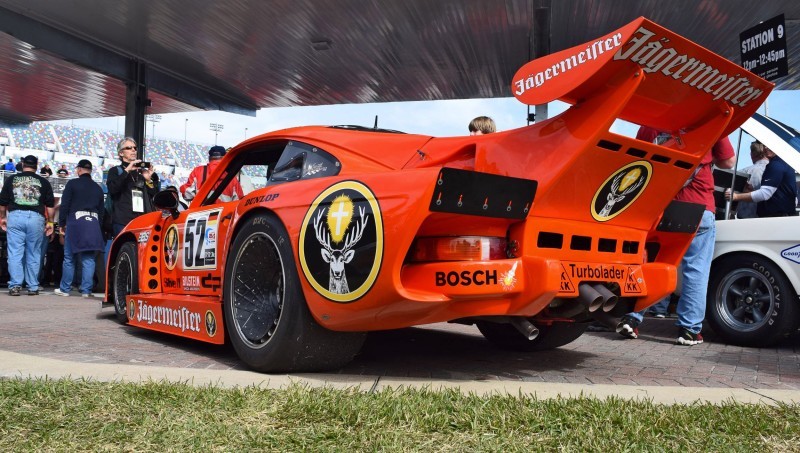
[411,236,507,262]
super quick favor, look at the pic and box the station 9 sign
[740,14,788,82]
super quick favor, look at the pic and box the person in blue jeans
[616,127,735,345]
[54,160,105,298]
[0,155,56,296]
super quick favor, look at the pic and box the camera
[134,161,151,169]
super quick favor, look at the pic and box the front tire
[112,242,138,323]
[707,254,799,347]
[224,213,365,372]
[476,319,588,351]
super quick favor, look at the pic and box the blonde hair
[468,116,496,134]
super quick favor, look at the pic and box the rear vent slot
[622,241,640,254]
[645,242,661,263]
[651,154,670,163]
[674,160,693,169]
[538,232,563,249]
[598,238,617,253]
[570,235,592,251]
[597,140,622,151]
[626,148,647,158]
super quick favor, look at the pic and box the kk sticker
[299,181,383,303]
[164,225,179,270]
[591,161,652,221]
[183,209,221,270]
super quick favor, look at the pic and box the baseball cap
[76,159,93,170]
[208,145,226,159]
[22,155,38,167]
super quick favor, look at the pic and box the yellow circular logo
[205,310,217,338]
[591,161,652,222]
[299,181,383,303]
[164,224,179,270]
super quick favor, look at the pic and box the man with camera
[106,137,160,236]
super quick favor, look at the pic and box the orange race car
[106,17,772,372]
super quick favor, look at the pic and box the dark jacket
[59,173,105,253]
[106,162,160,226]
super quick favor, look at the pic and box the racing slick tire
[112,241,138,324]
[476,319,589,351]
[707,254,799,347]
[224,213,366,372]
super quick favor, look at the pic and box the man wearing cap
[180,145,243,203]
[0,155,56,296]
[53,159,104,298]
[106,137,160,236]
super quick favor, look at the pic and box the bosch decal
[436,270,498,287]
[299,181,384,303]
[591,161,652,222]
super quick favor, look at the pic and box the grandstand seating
[0,122,219,186]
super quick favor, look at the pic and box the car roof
[741,113,800,173]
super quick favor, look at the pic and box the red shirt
[180,160,243,201]
[637,127,734,212]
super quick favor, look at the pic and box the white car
[707,113,800,346]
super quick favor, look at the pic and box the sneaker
[81,293,90,299]
[53,288,70,297]
[8,286,21,296]
[653,313,666,319]
[27,289,39,296]
[616,315,640,339]
[676,328,703,346]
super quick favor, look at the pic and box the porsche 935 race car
[106,17,772,372]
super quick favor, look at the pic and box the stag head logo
[591,161,652,222]
[300,182,384,303]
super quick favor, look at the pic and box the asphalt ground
[1,291,799,404]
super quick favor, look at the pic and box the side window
[268,141,340,185]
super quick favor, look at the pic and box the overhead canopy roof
[0,0,797,124]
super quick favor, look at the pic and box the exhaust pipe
[510,317,540,340]
[592,283,619,312]
[578,283,604,312]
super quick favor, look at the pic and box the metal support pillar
[532,0,551,123]
[125,60,148,160]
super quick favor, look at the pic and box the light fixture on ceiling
[310,38,332,51]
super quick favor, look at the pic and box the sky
[49,89,798,155]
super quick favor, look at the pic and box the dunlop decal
[164,224,179,270]
[591,161,652,222]
[299,181,383,303]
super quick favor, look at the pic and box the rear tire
[707,254,799,347]
[112,242,138,323]
[224,213,365,372]
[476,319,588,351]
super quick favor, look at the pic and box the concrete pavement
[1,291,799,405]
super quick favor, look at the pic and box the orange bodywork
[107,17,772,344]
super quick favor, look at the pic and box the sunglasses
[121,145,137,151]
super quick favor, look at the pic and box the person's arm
[106,166,127,197]
[712,137,736,169]
[145,172,159,196]
[0,205,6,231]
[59,182,72,226]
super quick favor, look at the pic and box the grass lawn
[1,378,798,451]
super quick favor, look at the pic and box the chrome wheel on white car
[707,254,799,347]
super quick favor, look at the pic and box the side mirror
[153,190,180,219]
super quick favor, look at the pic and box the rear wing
[512,17,773,138]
